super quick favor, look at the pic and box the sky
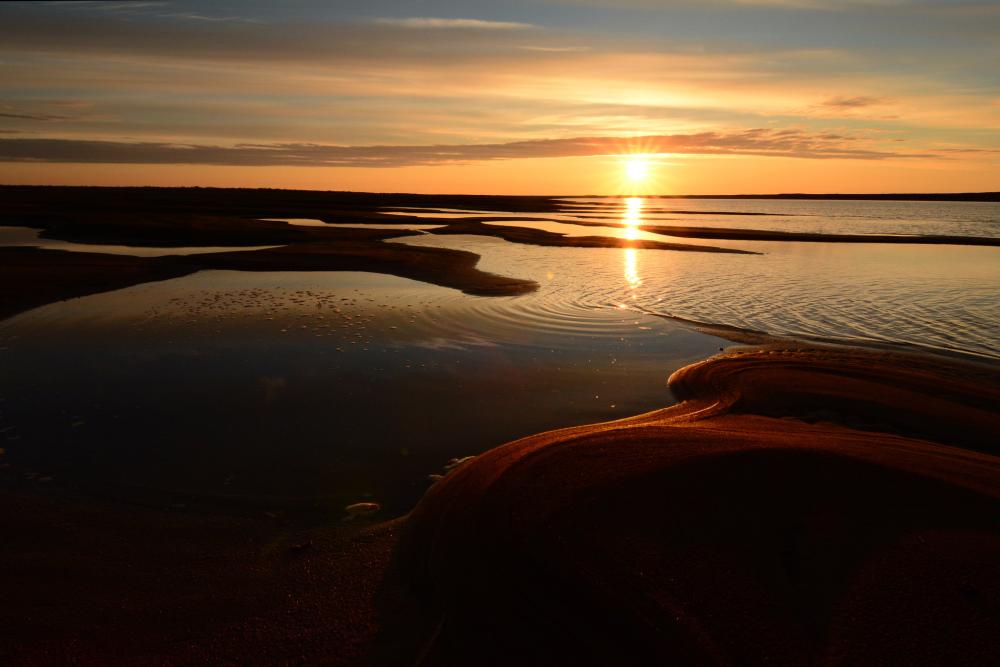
[0,0,997,195]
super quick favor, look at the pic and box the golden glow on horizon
[614,147,663,196]
[4,153,996,195]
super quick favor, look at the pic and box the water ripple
[395,234,1000,361]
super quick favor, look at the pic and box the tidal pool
[0,269,726,519]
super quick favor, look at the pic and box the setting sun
[624,157,650,183]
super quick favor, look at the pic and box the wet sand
[0,485,410,666]
[4,186,998,321]
[429,219,757,253]
[0,243,536,319]
[0,186,757,317]
[3,346,998,665]
[0,247,194,320]
[402,346,1000,665]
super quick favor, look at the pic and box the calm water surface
[1,198,998,519]
[396,234,1000,361]
[390,197,1000,238]
[0,270,724,517]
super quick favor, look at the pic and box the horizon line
[1,183,997,202]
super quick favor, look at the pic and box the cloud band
[0,130,929,167]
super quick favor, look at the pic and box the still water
[1,197,998,519]
[0,270,724,518]
[397,234,999,361]
[390,197,1000,238]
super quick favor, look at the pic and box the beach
[1,187,999,665]
[4,0,1000,661]
[2,345,998,665]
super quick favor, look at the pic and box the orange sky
[5,155,995,196]
[0,1,997,194]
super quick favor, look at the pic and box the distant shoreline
[647,192,1000,202]
[1,184,998,202]
[2,185,997,319]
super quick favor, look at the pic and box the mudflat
[3,346,998,665]
[2,186,999,665]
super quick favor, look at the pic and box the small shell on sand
[344,502,380,517]
[444,455,476,471]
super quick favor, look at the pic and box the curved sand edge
[0,240,537,320]
[401,347,1000,665]
[3,346,998,665]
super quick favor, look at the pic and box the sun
[624,157,650,183]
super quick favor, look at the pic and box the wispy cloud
[724,0,904,8]
[157,13,261,24]
[0,111,71,121]
[551,0,911,10]
[0,130,936,168]
[373,17,536,30]
[518,45,591,52]
[45,1,168,12]
[0,0,994,190]
[821,95,886,108]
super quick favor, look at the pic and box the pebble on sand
[343,502,381,522]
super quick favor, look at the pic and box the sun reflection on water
[623,197,643,291]
[623,196,642,241]
[624,248,641,291]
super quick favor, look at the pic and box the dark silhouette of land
[652,191,1000,202]
[0,186,756,319]
[2,185,998,318]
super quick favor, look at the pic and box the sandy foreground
[2,345,998,665]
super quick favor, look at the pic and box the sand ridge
[402,346,1000,665]
[1,346,997,664]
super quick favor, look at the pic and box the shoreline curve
[400,346,1000,665]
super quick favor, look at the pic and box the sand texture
[2,347,998,665]
[402,347,1000,665]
